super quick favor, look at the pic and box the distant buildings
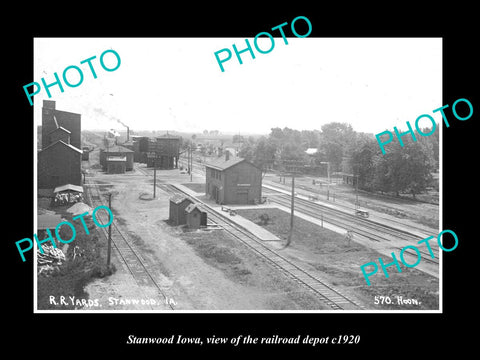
[205,152,262,205]
[38,100,82,189]
[120,135,181,169]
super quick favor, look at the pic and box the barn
[205,153,262,205]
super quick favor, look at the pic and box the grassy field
[235,208,439,310]
[178,227,331,310]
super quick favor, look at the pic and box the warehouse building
[38,100,83,190]
[205,152,262,205]
[99,145,134,171]
[38,140,82,189]
[106,156,127,174]
[41,100,81,150]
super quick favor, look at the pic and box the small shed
[169,195,193,225]
[106,156,127,174]
[38,214,64,231]
[37,213,65,241]
[185,203,207,229]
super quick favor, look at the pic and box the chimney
[127,126,129,142]
[225,150,230,161]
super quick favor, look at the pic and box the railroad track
[271,181,437,237]
[134,164,150,176]
[156,183,365,311]
[85,178,175,310]
[268,191,440,265]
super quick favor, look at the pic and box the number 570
[374,296,392,304]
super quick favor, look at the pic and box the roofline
[40,140,82,154]
[205,158,262,171]
[48,126,71,135]
[53,109,82,118]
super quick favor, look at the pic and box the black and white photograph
[32,37,442,312]
[6,8,476,355]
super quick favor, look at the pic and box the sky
[33,37,442,135]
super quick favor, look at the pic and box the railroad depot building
[205,153,262,205]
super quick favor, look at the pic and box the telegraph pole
[107,193,112,267]
[287,172,295,247]
[190,146,193,182]
[153,154,157,198]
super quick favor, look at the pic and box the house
[169,195,194,225]
[205,152,262,205]
[185,203,207,229]
[38,140,82,189]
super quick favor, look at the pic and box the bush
[258,213,271,225]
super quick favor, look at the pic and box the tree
[319,122,356,172]
[372,137,434,197]
[350,137,377,190]
[232,134,244,143]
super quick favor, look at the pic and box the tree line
[237,122,439,198]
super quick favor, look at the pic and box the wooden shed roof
[185,203,206,214]
[169,194,193,205]
[54,184,84,193]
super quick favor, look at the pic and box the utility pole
[287,172,295,247]
[280,159,301,249]
[355,174,359,209]
[107,193,112,267]
[153,153,158,198]
[190,146,193,182]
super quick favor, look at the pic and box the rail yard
[36,113,439,311]
[48,129,439,312]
